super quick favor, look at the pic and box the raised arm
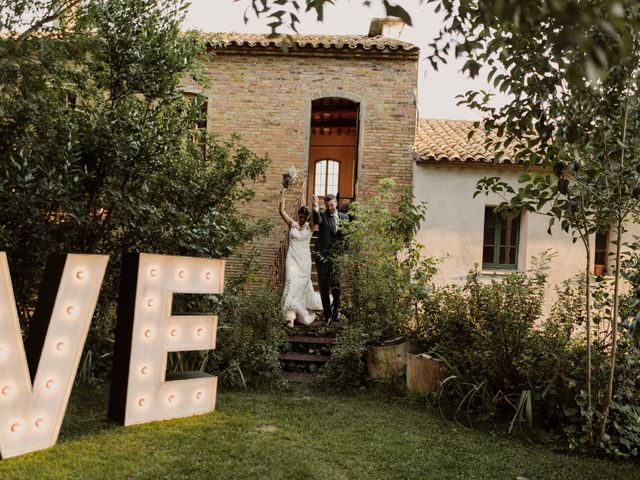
[309,195,319,229]
[279,189,294,227]
[312,195,322,225]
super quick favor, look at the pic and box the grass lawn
[0,385,638,479]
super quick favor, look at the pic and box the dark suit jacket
[313,209,349,255]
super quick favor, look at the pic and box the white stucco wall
[413,162,639,306]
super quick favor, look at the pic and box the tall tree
[428,0,640,444]
[0,0,271,378]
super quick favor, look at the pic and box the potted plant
[334,179,431,380]
[406,352,445,395]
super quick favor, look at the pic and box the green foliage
[247,0,637,81]
[210,283,287,390]
[0,0,271,380]
[243,0,413,33]
[427,1,639,84]
[433,0,640,444]
[337,179,428,343]
[316,323,369,391]
[553,274,640,458]
[421,266,640,458]
[420,260,549,423]
[622,237,640,341]
[319,179,435,389]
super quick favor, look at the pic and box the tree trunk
[599,224,623,440]
[584,240,593,442]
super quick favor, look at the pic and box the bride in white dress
[279,189,321,327]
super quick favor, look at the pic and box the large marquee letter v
[0,253,108,458]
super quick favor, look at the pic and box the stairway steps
[280,352,331,362]
[288,335,336,345]
[282,228,335,382]
[307,320,344,330]
[283,371,315,383]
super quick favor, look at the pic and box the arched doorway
[308,97,359,210]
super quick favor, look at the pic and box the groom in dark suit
[312,194,349,327]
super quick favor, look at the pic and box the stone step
[288,335,336,345]
[283,371,315,383]
[306,320,344,330]
[280,352,331,363]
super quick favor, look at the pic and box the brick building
[186,25,419,278]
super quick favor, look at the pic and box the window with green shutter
[482,207,521,270]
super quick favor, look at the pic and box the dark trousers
[316,256,340,321]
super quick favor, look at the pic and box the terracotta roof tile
[209,32,419,55]
[414,119,517,164]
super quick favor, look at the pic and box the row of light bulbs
[137,390,205,408]
[76,268,218,281]
[10,418,45,433]
[3,270,79,435]
[140,327,208,338]
[148,268,217,281]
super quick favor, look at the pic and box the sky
[183,0,496,120]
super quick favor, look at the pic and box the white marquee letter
[108,253,224,426]
[0,253,108,458]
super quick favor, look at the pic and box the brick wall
[197,47,418,281]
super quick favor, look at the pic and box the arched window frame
[313,159,340,197]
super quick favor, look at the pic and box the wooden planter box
[406,353,445,395]
[365,338,408,379]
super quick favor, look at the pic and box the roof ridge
[206,31,419,54]
[418,118,478,123]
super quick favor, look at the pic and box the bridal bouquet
[281,166,301,189]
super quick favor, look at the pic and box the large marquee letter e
[108,253,224,426]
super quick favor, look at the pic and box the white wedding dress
[282,223,323,325]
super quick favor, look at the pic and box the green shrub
[210,284,287,390]
[337,179,425,342]
[419,261,640,458]
[319,179,434,389]
[317,324,369,391]
[420,257,548,414]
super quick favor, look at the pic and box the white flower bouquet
[281,166,301,189]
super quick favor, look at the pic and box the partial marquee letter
[0,253,108,458]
